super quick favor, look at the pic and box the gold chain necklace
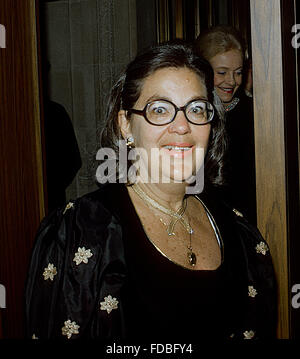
[131,184,197,267]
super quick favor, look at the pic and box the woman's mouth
[163,145,192,151]
[161,143,195,158]
[219,87,234,94]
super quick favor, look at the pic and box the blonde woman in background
[195,26,256,225]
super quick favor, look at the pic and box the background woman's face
[122,67,211,184]
[209,49,243,103]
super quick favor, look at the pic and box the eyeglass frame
[125,98,215,126]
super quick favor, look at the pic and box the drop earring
[126,136,135,148]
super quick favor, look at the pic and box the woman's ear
[118,110,132,140]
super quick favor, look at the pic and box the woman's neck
[130,182,187,212]
[222,99,233,104]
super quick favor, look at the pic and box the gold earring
[126,136,135,148]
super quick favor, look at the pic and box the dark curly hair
[100,40,226,187]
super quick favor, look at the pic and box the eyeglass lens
[146,100,213,125]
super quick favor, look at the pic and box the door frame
[250,0,300,338]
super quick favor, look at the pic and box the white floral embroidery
[100,295,119,314]
[73,247,93,265]
[248,285,258,298]
[43,263,57,281]
[32,334,38,339]
[243,330,255,339]
[63,201,74,215]
[233,208,243,217]
[255,241,269,255]
[61,320,80,339]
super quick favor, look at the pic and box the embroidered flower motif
[255,241,269,255]
[248,285,258,298]
[233,208,243,217]
[32,334,38,339]
[100,295,119,314]
[243,330,255,339]
[63,201,74,215]
[43,263,57,281]
[61,320,80,339]
[73,247,93,265]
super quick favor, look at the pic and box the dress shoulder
[198,192,277,339]
[25,186,126,339]
[228,206,277,339]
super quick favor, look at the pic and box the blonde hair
[194,25,245,62]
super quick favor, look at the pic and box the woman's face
[209,49,243,103]
[119,67,211,184]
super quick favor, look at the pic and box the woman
[25,42,276,341]
[194,26,257,224]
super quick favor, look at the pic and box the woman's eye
[191,107,201,113]
[153,107,167,114]
[217,71,226,75]
[148,104,170,116]
[189,105,205,114]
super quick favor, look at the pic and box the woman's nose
[168,110,191,134]
[225,72,236,86]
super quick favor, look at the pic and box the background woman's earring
[126,136,135,148]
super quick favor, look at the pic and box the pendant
[188,251,197,267]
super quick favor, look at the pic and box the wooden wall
[250,0,290,338]
[0,0,45,338]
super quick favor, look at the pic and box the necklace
[131,184,197,267]
[158,216,196,267]
[131,183,191,233]
[223,97,240,112]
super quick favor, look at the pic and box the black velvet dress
[221,91,257,225]
[120,187,241,341]
[25,183,276,341]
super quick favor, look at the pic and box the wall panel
[0,0,44,338]
[250,0,289,338]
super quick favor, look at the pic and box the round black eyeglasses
[126,98,214,126]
